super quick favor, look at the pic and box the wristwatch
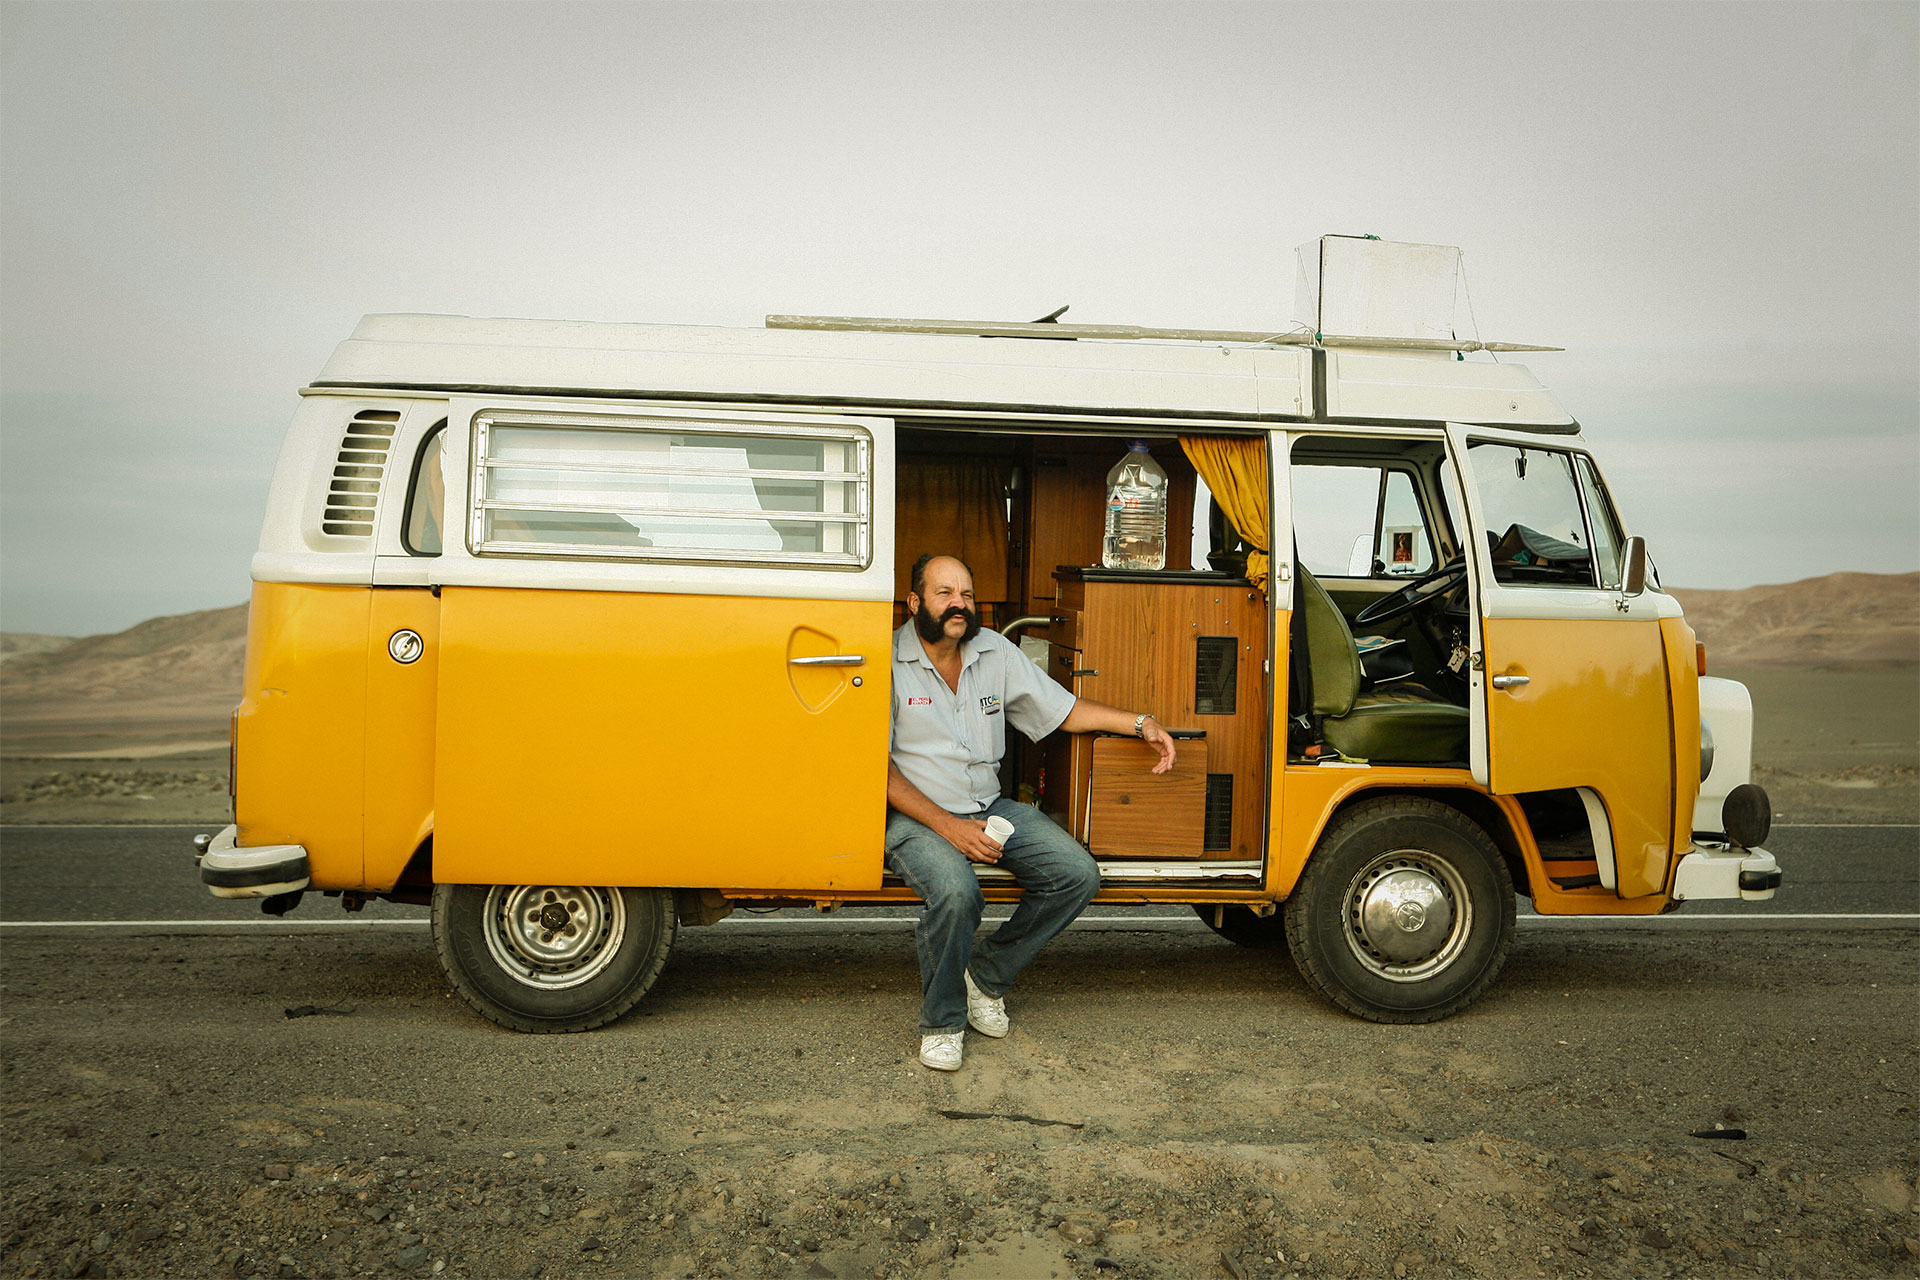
[1133,713,1153,738]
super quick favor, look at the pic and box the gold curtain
[1180,436,1271,593]
[894,456,1011,602]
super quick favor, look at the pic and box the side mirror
[1621,536,1648,597]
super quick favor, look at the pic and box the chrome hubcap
[483,886,626,991]
[1343,850,1470,982]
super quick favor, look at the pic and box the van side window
[472,413,870,568]
[402,424,446,556]
[1466,443,1596,587]
[1291,464,1435,578]
[1575,455,1625,588]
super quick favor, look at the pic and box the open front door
[431,398,895,891]
[1445,426,1675,898]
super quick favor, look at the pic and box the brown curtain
[895,457,1011,602]
[1180,436,1270,593]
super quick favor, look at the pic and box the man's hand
[1140,717,1177,774]
[1060,699,1178,774]
[938,815,1004,864]
[888,761,1006,863]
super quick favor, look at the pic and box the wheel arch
[1279,780,1533,901]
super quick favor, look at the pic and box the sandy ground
[1,922,1916,1280]
[1719,665,1919,825]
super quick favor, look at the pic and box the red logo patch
[907,697,933,705]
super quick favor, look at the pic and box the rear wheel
[1284,796,1514,1023]
[431,884,676,1033]
[1192,903,1288,948]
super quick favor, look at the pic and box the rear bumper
[196,824,311,899]
[1671,844,1780,902]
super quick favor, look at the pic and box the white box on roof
[1297,236,1466,343]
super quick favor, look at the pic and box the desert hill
[1,603,246,703]
[1668,571,1919,669]
[1,604,246,755]
[0,633,74,663]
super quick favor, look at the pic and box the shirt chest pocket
[973,692,1007,762]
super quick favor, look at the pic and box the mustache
[938,605,974,621]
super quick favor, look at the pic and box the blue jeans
[884,798,1101,1035]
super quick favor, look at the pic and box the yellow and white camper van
[197,238,1779,1031]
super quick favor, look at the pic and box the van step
[1550,873,1603,890]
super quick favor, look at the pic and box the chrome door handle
[789,654,865,667]
[1491,674,1530,690]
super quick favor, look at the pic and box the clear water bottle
[1102,440,1169,570]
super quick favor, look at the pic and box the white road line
[1774,823,1919,830]
[2,913,1915,929]
[0,824,221,830]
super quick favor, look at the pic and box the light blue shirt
[888,621,1077,814]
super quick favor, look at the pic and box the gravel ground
[2,922,1915,1280]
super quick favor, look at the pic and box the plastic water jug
[1102,441,1168,570]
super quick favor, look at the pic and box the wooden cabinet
[1042,569,1268,860]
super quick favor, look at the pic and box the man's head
[907,553,981,646]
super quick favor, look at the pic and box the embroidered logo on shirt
[979,695,1002,716]
[907,696,933,706]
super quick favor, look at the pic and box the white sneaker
[920,1031,963,1071]
[964,970,1009,1038]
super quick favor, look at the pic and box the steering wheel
[1352,557,1469,627]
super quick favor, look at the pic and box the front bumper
[196,824,311,899]
[1671,844,1781,902]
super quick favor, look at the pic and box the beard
[913,602,981,645]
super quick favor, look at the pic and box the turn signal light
[1696,642,1707,677]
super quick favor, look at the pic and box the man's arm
[887,761,1006,864]
[1060,699,1178,774]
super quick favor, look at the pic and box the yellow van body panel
[1483,616,1674,898]
[1272,763,1492,897]
[363,588,440,890]
[234,583,369,889]
[1659,615,1703,878]
[432,587,890,890]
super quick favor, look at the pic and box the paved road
[1,822,1913,929]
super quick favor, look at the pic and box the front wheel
[432,884,677,1033]
[1284,797,1514,1023]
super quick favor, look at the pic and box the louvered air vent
[1195,636,1238,715]
[1204,773,1234,852]
[321,410,401,536]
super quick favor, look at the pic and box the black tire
[431,884,677,1033]
[1192,903,1289,948]
[1283,796,1514,1023]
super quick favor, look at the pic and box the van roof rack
[765,313,1560,354]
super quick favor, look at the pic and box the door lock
[388,630,423,665]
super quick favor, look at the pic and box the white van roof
[312,313,1577,433]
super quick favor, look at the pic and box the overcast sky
[2,0,1915,637]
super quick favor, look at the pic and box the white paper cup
[984,815,1016,849]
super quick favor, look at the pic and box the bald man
[887,553,1176,1070]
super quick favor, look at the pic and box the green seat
[1297,568,1469,764]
